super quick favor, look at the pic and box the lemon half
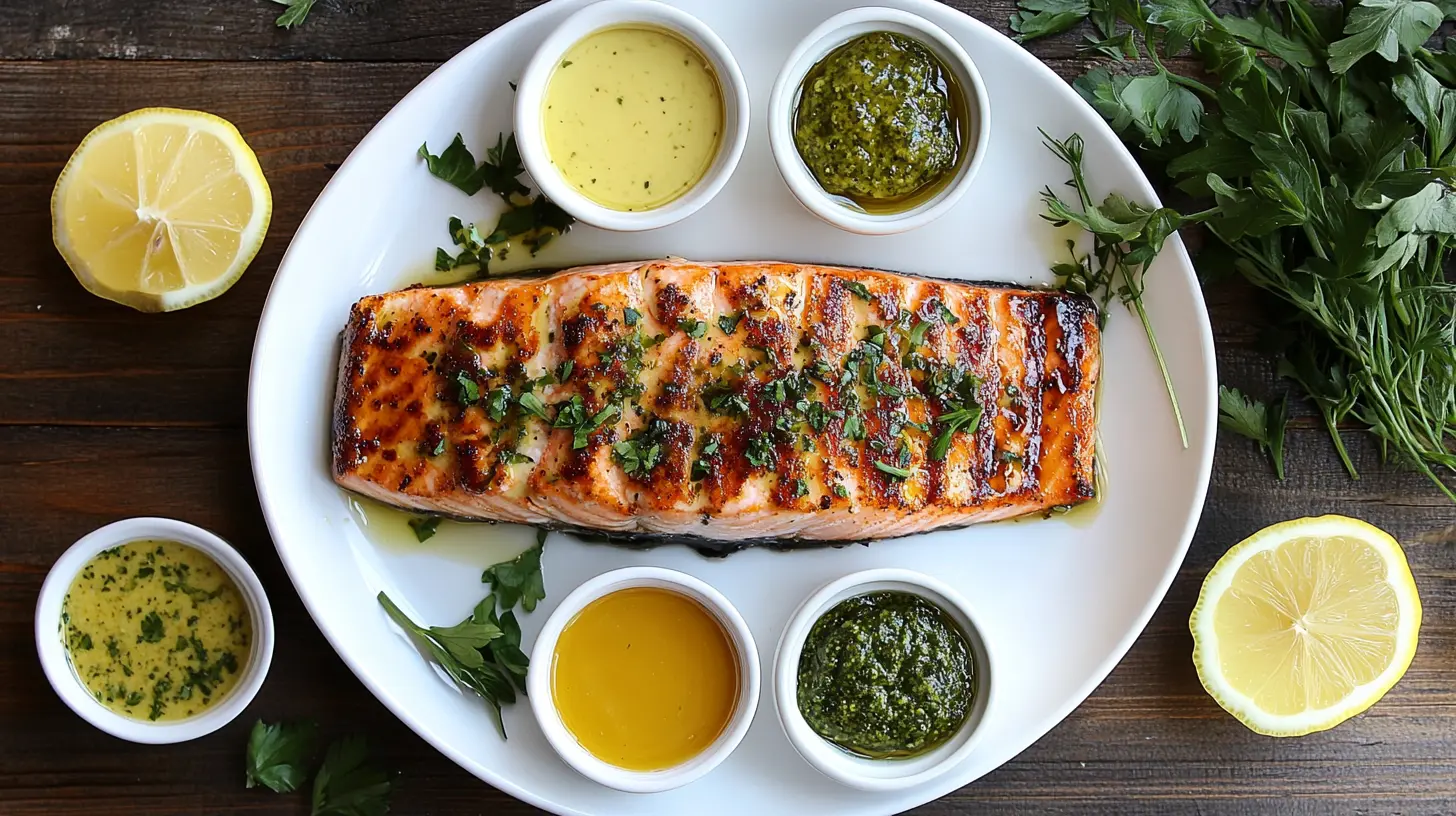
[1190,515,1421,737]
[51,108,271,312]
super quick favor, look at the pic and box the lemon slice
[51,108,271,312]
[1190,515,1421,737]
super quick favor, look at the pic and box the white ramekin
[774,568,994,791]
[514,0,750,232]
[35,517,275,744]
[528,566,760,793]
[767,7,991,235]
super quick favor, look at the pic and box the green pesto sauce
[797,591,974,758]
[792,32,963,208]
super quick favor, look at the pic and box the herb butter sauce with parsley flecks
[793,32,964,210]
[797,591,974,758]
[543,26,724,212]
[61,540,252,722]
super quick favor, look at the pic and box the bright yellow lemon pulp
[52,108,271,312]
[1191,515,1421,736]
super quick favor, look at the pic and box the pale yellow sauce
[62,540,252,722]
[551,587,739,770]
[543,26,724,211]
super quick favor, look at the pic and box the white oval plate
[248,0,1216,813]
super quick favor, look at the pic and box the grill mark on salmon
[332,259,1100,554]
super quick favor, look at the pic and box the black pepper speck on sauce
[797,590,974,758]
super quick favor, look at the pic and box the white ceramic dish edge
[247,0,1218,812]
[767,6,991,235]
[34,517,275,744]
[515,0,751,231]
[527,566,761,793]
[775,569,993,791]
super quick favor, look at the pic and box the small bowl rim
[774,568,994,791]
[34,517,275,744]
[514,0,751,232]
[527,565,761,793]
[766,6,992,235]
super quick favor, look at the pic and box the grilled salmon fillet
[333,259,1099,551]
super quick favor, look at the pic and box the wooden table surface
[4,1,1455,814]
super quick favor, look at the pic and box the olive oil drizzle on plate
[62,540,252,722]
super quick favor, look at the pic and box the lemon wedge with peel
[51,108,271,312]
[1191,515,1421,737]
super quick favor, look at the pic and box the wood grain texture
[2,2,1455,814]
[0,0,1089,62]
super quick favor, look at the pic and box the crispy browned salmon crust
[333,259,1099,551]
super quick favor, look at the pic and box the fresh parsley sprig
[378,532,545,738]
[480,531,546,614]
[1217,386,1289,479]
[1040,130,1209,448]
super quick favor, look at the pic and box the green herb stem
[1129,288,1188,449]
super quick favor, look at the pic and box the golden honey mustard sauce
[542,26,724,212]
[61,540,252,722]
[550,586,739,771]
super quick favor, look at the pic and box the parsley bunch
[1017,0,1456,497]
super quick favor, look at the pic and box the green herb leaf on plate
[379,592,513,738]
[418,135,490,196]
[421,616,504,669]
[479,133,531,201]
[1040,129,1204,447]
[418,133,531,200]
[407,516,441,542]
[481,536,546,614]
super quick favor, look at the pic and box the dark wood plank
[0,0,1085,62]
